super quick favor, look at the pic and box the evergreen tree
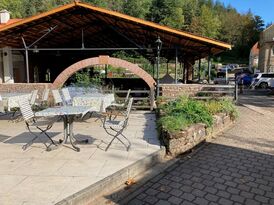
[181,0,199,30]
[123,0,152,19]
[148,0,184,29]
[84,0,124,12]
[189,5,221,38]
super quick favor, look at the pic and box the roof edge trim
[0,3,75,32]
[0,1,231,50]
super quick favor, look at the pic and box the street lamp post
[155,36,162,97]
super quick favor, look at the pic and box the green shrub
[158,96,238,133]
[203,98,238,120]
[74,70,101,87]
[158,96,213,133]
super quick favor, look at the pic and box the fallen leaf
[125,178,136,186]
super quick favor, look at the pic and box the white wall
[2,47,14,83]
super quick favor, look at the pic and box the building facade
[0,10,24,83]
[258,24,274,73]
[249,42,259,71]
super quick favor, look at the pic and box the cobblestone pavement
[116,93,274,205]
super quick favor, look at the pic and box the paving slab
[0,111,161,205]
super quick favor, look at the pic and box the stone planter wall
[162,113,234,156]
[160,84,203,98]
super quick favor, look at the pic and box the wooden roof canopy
[0,1,231,61]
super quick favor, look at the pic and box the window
[262,73,274,78]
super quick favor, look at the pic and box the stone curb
[55,147,166,205]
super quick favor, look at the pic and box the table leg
[68,117,80,152]
[59,117,68,144]
[60,115,88,152]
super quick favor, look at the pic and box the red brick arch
[52,56,156,89]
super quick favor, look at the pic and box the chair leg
[23,125,57,151]
[105,128,131,151]
[22,133,39,150]
[36,126,57,147]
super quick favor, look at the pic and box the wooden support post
[175,48,178,84]
[152,62,155,79]
[198,58,201,81]
[25,49,30,83]
[150,87,155,110]
[208,50,212,83]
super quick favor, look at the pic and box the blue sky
[219,0,274,25]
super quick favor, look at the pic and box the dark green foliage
[123,0,152,19]
[74,69,101,87]
[0,0,265,63]
[158,96,213,133]
[158,96,238,133]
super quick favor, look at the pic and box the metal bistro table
[73,93,115,112]
[35,106,95,152]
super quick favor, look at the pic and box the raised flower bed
[157,96,238,156]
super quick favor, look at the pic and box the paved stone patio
[0,111,160,205]
[115,91,274,205]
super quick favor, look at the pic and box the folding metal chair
[101,98,133,151]
[107,89,131,120]
[52,89,63,106]
[41,88,50,106]
[29,90,38,106]
[0,95,5,115]
[19,98,58,151]
[110,89,131,108]
[61,87,72,105]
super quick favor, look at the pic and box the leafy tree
[84,0,124,12]
[0,0,24,18]
[189,5,221,38]
[181,0,199,30]
[218,10,242,44]
[123,0,152,19]
[148,0,184,29]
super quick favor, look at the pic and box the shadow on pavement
[105,142,274,205]
[238,89,274,108]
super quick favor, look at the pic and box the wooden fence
[103,82,238,111]
[103,89,155,110]
[192,83,238,102]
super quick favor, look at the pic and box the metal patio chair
[19,98,58,151]
[29,90,38,106]
[109,89,131,108]
[34,88,50,110]
[0,95,5,114]
[101,98,133,151]
[52,89,63,106]
[61,87,72,105]
[41,88,50,106]
[106,89,131,120]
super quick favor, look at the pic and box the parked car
[219,65,232,72]
[251,73,274,89]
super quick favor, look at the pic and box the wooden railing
[103,89,155,110]
[193,82,238,102]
